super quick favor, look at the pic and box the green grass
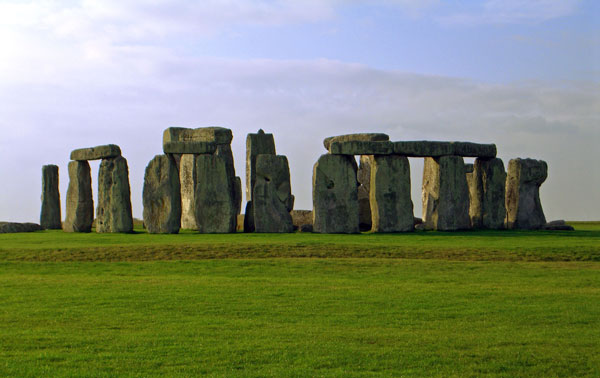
[0,223,598,376]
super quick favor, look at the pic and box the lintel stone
[163,141,217,154]
[70,144,121,161]
[328,141,393,155]
[323,133,389,150]
[393,141,496,158]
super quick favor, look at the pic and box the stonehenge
[505,158,548,229]
[370,155,413,232]
[40,165,61,229]
[466,158,507,229]
[143,155,181,234]
[63,160,94,233]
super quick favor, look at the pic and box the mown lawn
[0,223,598,376]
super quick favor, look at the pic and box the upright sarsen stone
[63,161,94,233]
[467,158,506,229]
[143,155,181,234]
[312,154,359,233]
[40,164,62,229]
[505,158,547,229]
[422,156,470,231]
[246,129,276,201]
[179,154,198,229]
[357,156,372,232]
[370,155,413,232]
[252,155,294,233]
[194,154,236,233]
[96,156,133,233]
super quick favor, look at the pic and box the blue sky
[0,0,598,221]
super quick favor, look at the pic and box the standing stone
[357,156,373,231]
[246,129,276,201]
[467,158,506,229]
[216,144,240,215]
[179,154,198,229]
[194,154,236,233]
[370,155,414,232]
[233,176,242,215]
[143,155,181,234]
[40,164,61,229]
[252,155,294,233]
[422,156,471,231]
[312,154,359,233]
[96,156,133,233]
[63,161,94,233]
[505,158,547,229]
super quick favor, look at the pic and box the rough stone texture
[215,144,240,215]
[370,155,414,232]
[312,154,359,233]
[252,155,294,233]
[163,141,217,154]
[70,144,121,161]
[467,158,506,229]
[357,156,372,232]
[96,156,134,233]
[328,141,393,155]
[40,164,62,229]
[194,154,236,233]
[163,127,233,145]
[393,141,496,158]
[179,154,198,229]
[291,210,312,228]
[323,133,389,150]
[246,129,276,201]
[505,158,547,230]
[236,214,245,232]
[543,220,574,231]
[63,160,94,233]
[422,156,471,231]
[234,176,242,215]
[0,222,43,233]
[299,224,313,233]
[142,154,181,234]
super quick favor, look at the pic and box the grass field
[0,222,599,376]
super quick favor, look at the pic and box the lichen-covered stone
[163,127,233,145]
[291,210,312,229]
[370,155,413,232]
[422,156,471,231]
[467,158,506,229]
[194,154,236,233]
[357,156,372,232]
[0,222,43,233]
[63,160,94,233]
[312,154,359,233]
[246,129,276,201]
[323,133,389,150]
[96,156,133,233]
[233,176,242,215]
[328,141,393,155]
[163,141,217,154]
[40,164,61,229]
[393,141,496,158]
[70,144,121,161]
[505,158,547,229]
[143,155,181,234]
[179,154,198,229]
[252,155,293,233]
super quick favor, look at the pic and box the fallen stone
[252,155,294,233]
[357,156,372,232]
[163,141,217,154]
[96,156,134,233]
[328,141,393,155]
[392,141,496,158]
[370,155,414,232]
[505,158,548,230]
[246,129,276,201]
[323,133,389,150]
[40,164,62,229]
[63,160,94,233]
[194,154,236,233]
[422,156,471,231]
[414,223,427,231]
[312,154,359,233]
[163,127,233,145]
[179,154,198,229]
[543,220,574,231]
[70,144,121,161]
[467,158,506,229]
[0,222,43,233]
[143,154,181,234]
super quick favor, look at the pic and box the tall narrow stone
[143,155,181,234]
[357,156,373,232]
[422,156,470,231]
[246,129,276,201]
[233,176,242,215]
[96,156,133,233]
[505,158,547,229]
[252,155,294,233]
[40,164,62,229]
[370,155,414,232]
[194,154,236,233]
[63,161,94,233]
[467,158,506,229]
[312,154,359,233]
[179,154,198,229]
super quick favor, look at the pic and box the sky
[0,0,598,222]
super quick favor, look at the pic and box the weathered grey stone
[505,158,547,230]
[63,160,94,233]
[291,210,312,229]
[543,220,574,231]
[70,144,121,161]
[0,222,43,233]
[163,141,217,154]
[357,156,372,232]
[179,154,198,229]
[370,155,414,232]
[328,141,393,155]
[323,133,389,150]
[163,127,233,145]
[96,156,133,233]
[234,176,242,215]
[467,158,506,229]
[252,155,294,233]
[194,154,236,233]
[215,144,240,215]
[246,129,276,201]
[312,154,359,233]
[422,156,471,231]
[40,164,61,229]
[143,155,181,234]
[393,141,496,158]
